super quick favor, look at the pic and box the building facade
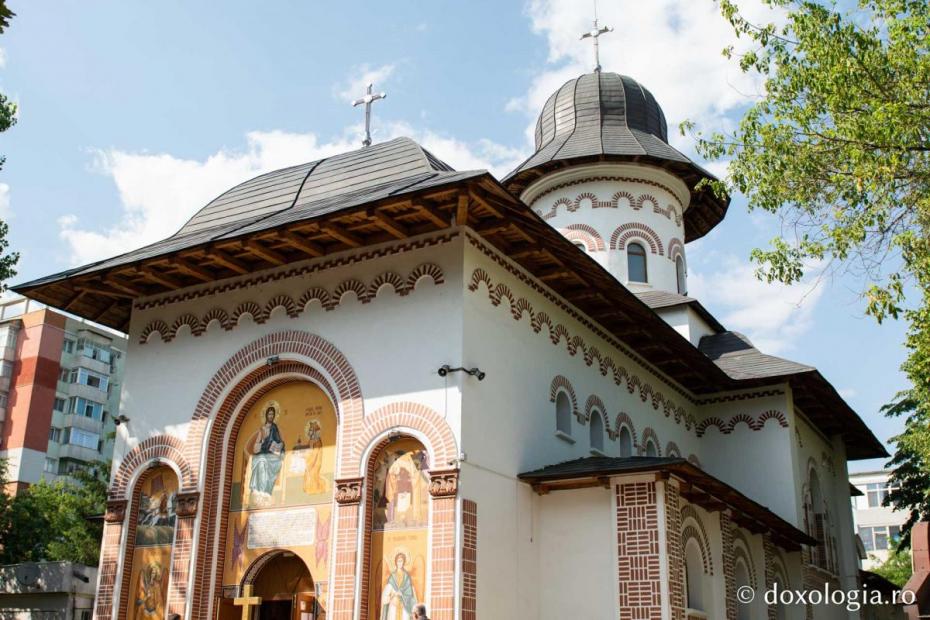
[0,296,126,493]
[16,71,887,619]
[851,470,907,570]
[0,561,97,620]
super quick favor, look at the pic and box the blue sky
[0,1,908,470]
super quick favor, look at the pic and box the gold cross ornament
[233,584,262,620]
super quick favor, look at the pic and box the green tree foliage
[872,548,913,588]
[0,460,109,566]
[691,1,930,536]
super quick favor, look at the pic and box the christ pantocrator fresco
[223,382,338,615]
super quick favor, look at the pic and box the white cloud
[334,63,395,104]
[0,183,10,220]
[512,0,783,150]
[688,255,825,355]
[59,122,523,266]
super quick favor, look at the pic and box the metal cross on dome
[352,82,387,147]
[580,2,613,73]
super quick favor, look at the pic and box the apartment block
[0,296,126,493]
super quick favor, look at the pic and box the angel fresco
[379,552,418,620]
[246,401,285,507]
[133,560,168,619]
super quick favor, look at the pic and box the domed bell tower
[503,72,729,296]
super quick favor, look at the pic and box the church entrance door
[251,552,315,620]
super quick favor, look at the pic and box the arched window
[573,241,587,252]
[618,427,633,457]
[589,412,604,453]
[735,559,751,620]
[555,392,572,436]
[685,541,705,611]
[676,255,687,294]
[644,440,658,458]
[627,242,648,283]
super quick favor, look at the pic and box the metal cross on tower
[580,3,613,73]
[352,83,387,147]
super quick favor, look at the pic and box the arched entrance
[235,551,316,620]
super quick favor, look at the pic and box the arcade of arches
[112,377,460,620]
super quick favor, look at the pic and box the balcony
[65,381,108,403]
[62,413,104,434]
[73,356,110,376]
[57,443,101,462]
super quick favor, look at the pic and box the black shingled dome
[504,72,730,241]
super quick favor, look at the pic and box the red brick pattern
[461,500,477,620]
[667,238,685,263]
[430,495,457,620]
[332,501,360,619]
[93,518,124,620]
[109,435,195,499]
[530,175,685,220]
[762,534,778,620]
[465,232,693,404]
[609,223,665,255]
[182,331,364,620]
[679,505,713,576]
[695,410,788,437]
[639,427,661,456]
[559,224,606,252]
[616,481,662,619]
[115,466,180,620]
[468,266,697,431]
[665,482,685,620]
[138,262,445,344]
[167,510,196,617]
[720,511,737,620]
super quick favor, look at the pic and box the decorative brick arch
[549,375,580,422]
[665,441,682,458]
[667,237,685,263]
[183,331,364,620]
[584,394,608,429]
[109,435,195,499]
[353,404,459,620]
[240,548,312,587]
[680,505,714,575]
[609,223,664,255]
[349,401,458,477]
[639,427,661,456]
[559,224,606,252]
[95,437,195,620]
[732,529,758,588]
[613,412,638,446]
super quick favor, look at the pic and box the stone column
[94,499,127,620]
[167,491,200,619]
[428,469,459,620]
[331,477,364,620]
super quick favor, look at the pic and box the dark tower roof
[503,72,729,241]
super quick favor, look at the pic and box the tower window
[676,256,687,294]
[555,391,572,436]
[589,411,604,452]
[627,243,647,283]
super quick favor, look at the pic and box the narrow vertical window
[676,255,687,294]
[589,412,604,453]
[618,427,633,457]
[627,243,647,283]
[555,392,572,436]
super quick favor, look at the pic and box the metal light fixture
[437,364,486,381]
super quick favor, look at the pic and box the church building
[15,66,886,619]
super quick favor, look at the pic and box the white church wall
[695,390,799,524]
[522,163,691,295]
[115,235,467,480]
[536,487,616,619]
[653,305,719,347]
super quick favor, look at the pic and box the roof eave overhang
[519,460,816,551]
[502,153,730,242]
